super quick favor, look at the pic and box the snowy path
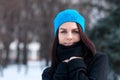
[0,60,47,80]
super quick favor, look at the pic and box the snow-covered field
[0,60,47,80]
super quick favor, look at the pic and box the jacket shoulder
[95,52,108,59]
[86,51,108,65]
[92,51,109,66]
[42,67,53,80]
[43,67,51,74]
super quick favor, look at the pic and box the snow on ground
[0,60,47,80]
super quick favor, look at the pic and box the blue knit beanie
[54,9,85,35]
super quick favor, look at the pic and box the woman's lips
[64,43,73,46]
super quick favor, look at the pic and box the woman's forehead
[59,22,78,29]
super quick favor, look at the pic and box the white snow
[0,60,47,80]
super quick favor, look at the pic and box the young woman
[42,9,109,80]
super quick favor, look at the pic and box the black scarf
[56,42,85,61]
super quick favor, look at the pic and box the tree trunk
[16,42,20,64]
[23,42,27,65]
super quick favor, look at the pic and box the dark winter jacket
[42,52,109,80]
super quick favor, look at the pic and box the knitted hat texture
[54,9,85,35]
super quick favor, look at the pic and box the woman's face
[58,22,80,46]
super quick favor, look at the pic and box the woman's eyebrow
[59,28,66,30]
[72,28,79,30]
[59,28,79,31]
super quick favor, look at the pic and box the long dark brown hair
[50,23,96,73]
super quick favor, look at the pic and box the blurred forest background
[0,0,120,80]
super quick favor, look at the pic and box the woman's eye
[73,31,79,33]
[60,31,67,33]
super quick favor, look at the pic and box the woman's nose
[66,33,73,40]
